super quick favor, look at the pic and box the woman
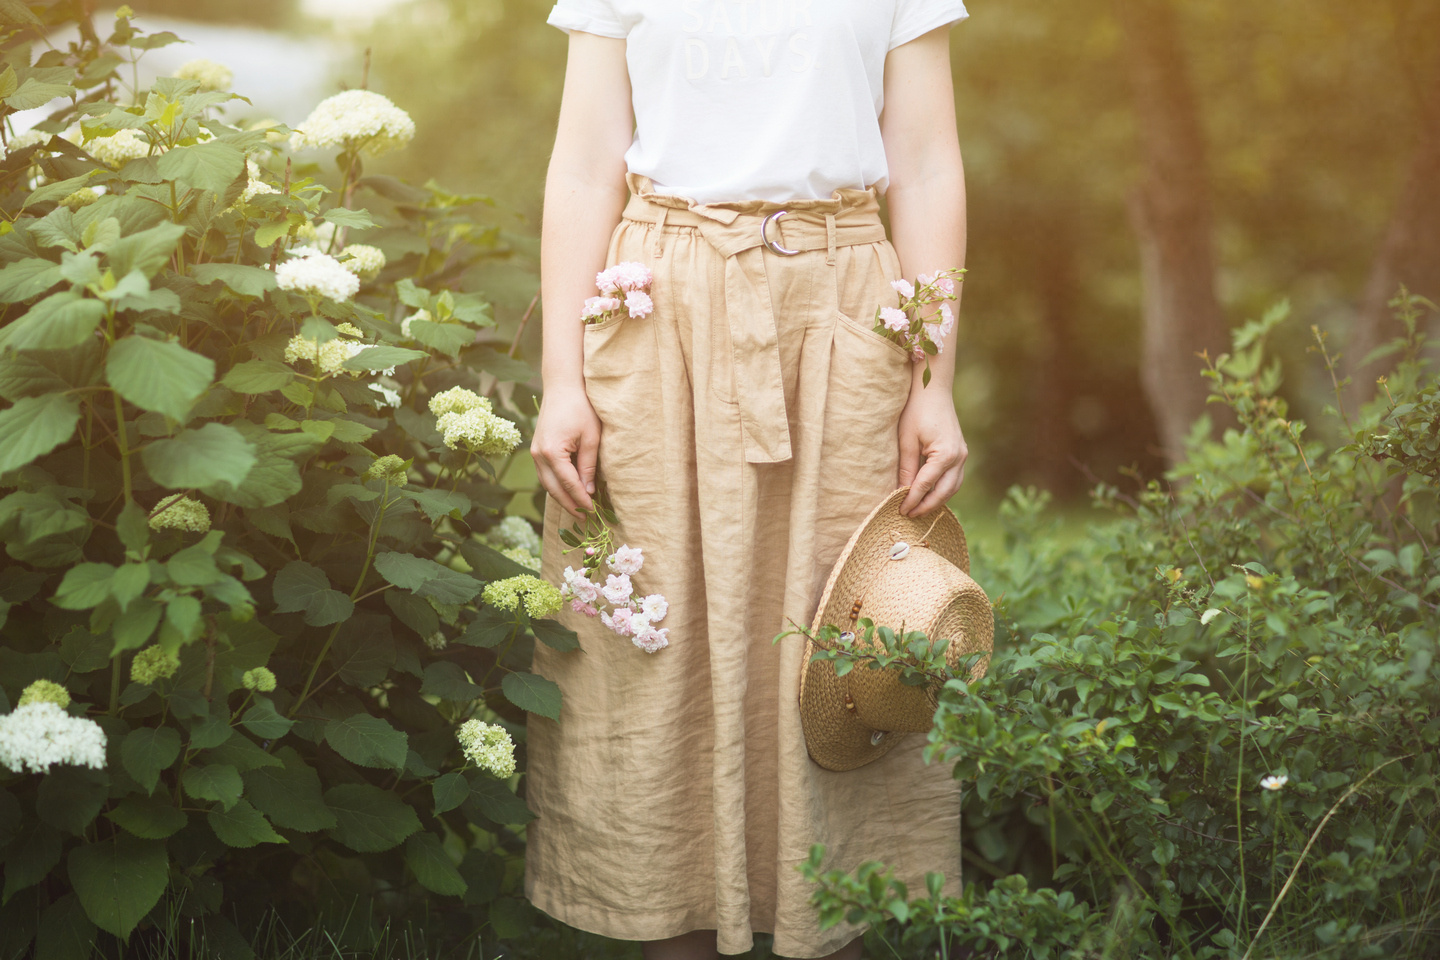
[526,3,971,958]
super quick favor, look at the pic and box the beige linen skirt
[527,174,962,958]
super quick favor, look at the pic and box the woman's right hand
[531,383,601,520]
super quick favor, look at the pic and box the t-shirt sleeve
[546,0,628,39]
[889,0,969,51]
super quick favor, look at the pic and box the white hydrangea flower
[1260,774,1289,792]
[148,494,211,533]
[340,244,385,279]
[241,178,278,203]
[428,386,489,417]
[174,58,233,92]
[501,546,541,572]
[491,516,542,555]
[424,631,448,651]
[275,252,360,303]
[367,381,402,408]
[0,702,107,774]
[401,308,431,339]
[4,129,47,157]
[291,90,415,156]
[87,128,151,168]
[436,408,521,457]
[284,332,367,377]
[456,719,516,779]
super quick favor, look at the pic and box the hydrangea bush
[0,5,567,956]
[803,299,1440,958]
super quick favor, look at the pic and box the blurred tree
[1344,0,1440,408]
[124,0,297,28]
[1114,0,1229,467]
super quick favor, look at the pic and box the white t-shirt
[546,0,968,203]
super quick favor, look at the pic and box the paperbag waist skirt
[525,174,962,958]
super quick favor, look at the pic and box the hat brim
[799,487,972,771]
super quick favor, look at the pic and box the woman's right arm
[531,32,634,520]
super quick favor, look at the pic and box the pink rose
[633,626,669,654]
[935,277,956,297]
[890,279,915,300]
[602,606,636,637]
[879,307,908,333]
[607,545,644,576]
[612,261,653,291]
[602,573,634,606]
[624,290,654,319]
[570,598,599,617]
[596,267,622,295]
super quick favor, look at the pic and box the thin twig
[508,290,540,358]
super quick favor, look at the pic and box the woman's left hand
[897,383,968,517]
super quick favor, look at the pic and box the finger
[897,425,922,490]
[900,454,945,517]
[532,450,581,519]
[912,463,961,516]
[551,455,595,520]
[576,428,600,500]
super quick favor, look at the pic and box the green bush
[805,297,1440,958]
[0,5,565,957]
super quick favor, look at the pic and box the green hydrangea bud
[241,667,277,692]
[481,575,563,619]
[456,719,516,779]
[17,679,71,709]
[148,494,211,533]
[365,454,409,485]
[130,646,181,686]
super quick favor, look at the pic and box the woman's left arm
[881,25,969,517]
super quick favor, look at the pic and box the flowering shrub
[804,298,1440,958]
[0,6,563,955]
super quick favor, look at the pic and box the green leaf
[471,345,536,383]
[385,588,438,639]
[459,611,513,648]
[323,714,408,771]
[106,337,215,421]
[6,77,74,109]
[341,345,427,372]
[105,795,187,840]
[464,773,534,825]
[37,892,95,960]
[432,771,470,815]
[239,696,294,740]
[501,671,562,721]
[189,263,277,298]
[404,488,470,522]
[0,340,104,402]
[323,207,375,229]
[203,731,282,772]
[181,763,243,811]
[208,799,286,848]
[323,783,421,853]
[458,540,535,582]
[166,543,220,586]
[220,360,293,394]
[2,824,62,903]
[532,618,581,653]
[186,712,231,750]
[37,768,109,836]
[155,140,246,195]
[109,597,162,654]
[253,220,293,247]
[408,320,474,357]
[271,560,354,627]
[0,292,106,351]
[404,832,467,897]
[202,423,318,508]
[0,258,63,303]
[110,562,149,612]
[103,222,186,279]
[420,661,483,702]
[52,562,116,610]
[373,552,482,604]
[0,379,88,480]
[116,501,150,555]
[241,747,335,832]
[143,423,257,488]
[120,727,181,794]
[67,836,169,940]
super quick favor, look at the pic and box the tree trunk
[1114,0,1230,467]
[1343,27,1440,408]
[1030,216,1079,496]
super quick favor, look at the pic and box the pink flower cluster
[874,269,964,363]
[560,544,670,653]
[581,261,655,325]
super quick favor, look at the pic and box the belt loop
[825,213,837,266]
[652,206,668,260]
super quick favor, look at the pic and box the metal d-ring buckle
[761,210,800,256]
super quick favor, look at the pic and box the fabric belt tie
[622,176,888,465]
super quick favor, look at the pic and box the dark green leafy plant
[805,297,1440,959]
[0,4,567,957]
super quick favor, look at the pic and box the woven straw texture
[800,488,993,771]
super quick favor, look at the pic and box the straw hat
[799,488,993,772]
